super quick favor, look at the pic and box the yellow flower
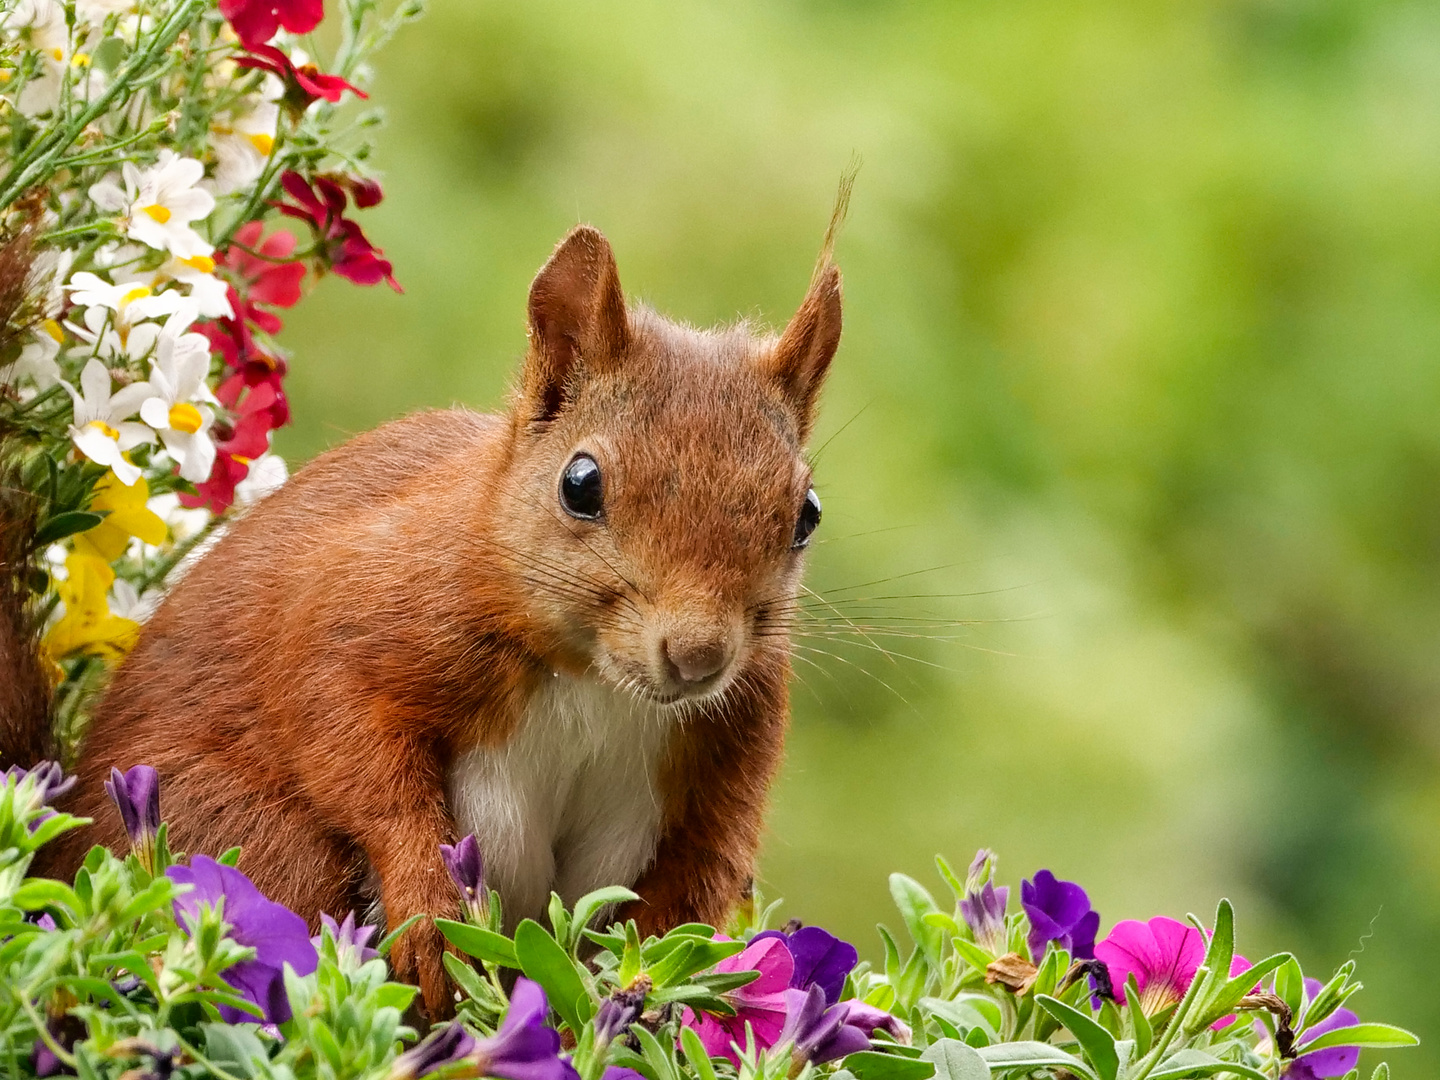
[44,554,140,662]
[72,471,168,562]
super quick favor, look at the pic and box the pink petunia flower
[220,0,323,49]
[682,936,793,1065]
[235,45,366,107]
[1095,916,1251,1018]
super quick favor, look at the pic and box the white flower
[75,0,135,22]
[4,0,104,115]
[0,325,62,391]
[114,256,234,320]
[65,270,189,358]
[146,491,210,544]
[235,453,288,506]
[88,151,215,258]
[63,359,153,485]
[138,319,217,483]
[211,84,280,195]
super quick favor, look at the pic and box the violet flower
[1020,870,1099,961]
[104,765,160,872]
[779,985,871,1068]
[752,925,859,1006]
[391,1023,476,1079]
[439,834,488,923]
[471,978,580,1080]
[601,1070,645,1080]
[7,761,75,813]
[960,850,1009,954]
[593,985,645,1044]
[1284,979,1362,1080]
[313,911,379,969]
[166,855,318,1023]
[836,1000,912,1044]
[682,935,793,1065]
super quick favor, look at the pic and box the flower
[594,987,644,1044]
[117,255,235,320]
[440,834,488,922]
[211,85,281,195]
[391,1023,476,1079]
[219,0,323,49]
[62,359,153,485]
[778,985,871,1068]
[66,270,189,357]
[836,1001,911,1044]
[682,935,793,1065]
[1284,979,1362,1080]
[103,764,159,871]
[275,171,400,290]
[4,761,76,811]
[0,328,61,391]
[752,925,858,1006]
[138,317,218,483]
[960,850,1009,955]
[178,445,250,514]
[220,221,306,332]
[313,911,379,969]
[166,855,319,1022]
[236,45,366,108]
[72,470,167,561]
[44,552,141,660]
[1094,916,1251,1016]
[470,978,580,1080]
[1021,870,1100,962]
[234,451,289,506]
[89,151,216,258]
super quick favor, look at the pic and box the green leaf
[217,847,242,867]
[680,1026,719,1080]
[1200,900,1234,988]
[444,951,491,1000]
[878,924,903,985]
[935,855,967,902]
[569,886,640,944]
[1035,994,1119,1080]
[1147,1049,1269,1080]
[514,918,594,1032]
[691,969,762,993]
[919,1039,990,1080]
[843,1050,937,1080]
[436,918,518,967]
[890,873,944,964]
[201,1022,269,1078]
[951,936,994,973]
[1275,957,1305,1021]
[11,878,79,913]
[1125,977,1152,1057]
[33,510,105,547]
[1371,1064,1390,1080]
[975,1041,1095,1080]
[378,913,426,957]
[1298,1024,1420,1053]
[1193,952,1293,1031]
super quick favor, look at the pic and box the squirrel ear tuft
[522,225,630,422]
[762,262,842,441]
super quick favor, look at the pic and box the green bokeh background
[279,0,1439,1069]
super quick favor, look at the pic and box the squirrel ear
[762,263,842,441]
[522,225,630,422]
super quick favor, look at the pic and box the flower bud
[104,764,160,873]
[959,849,1009,954]
[389,1023,475,1080]
[594,980,649,1045]
[439,834,488,923]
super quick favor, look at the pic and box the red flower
[179,382,288,513]
[220,221,305,335]
[179,449,249,514]
[220,0,323,49]
[218,366,290,443]
[275,171,400,291]
[234,45,366,108]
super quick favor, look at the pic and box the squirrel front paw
[390,917,455,1020]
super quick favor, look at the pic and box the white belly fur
[446,673,675,929]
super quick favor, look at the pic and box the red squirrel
[20,221,843,1017]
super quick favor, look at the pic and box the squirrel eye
[560,454,604,520]
[793,487,821,549]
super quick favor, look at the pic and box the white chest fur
[446,674,675,929]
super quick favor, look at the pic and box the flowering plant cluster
[0,0,416,738]
[1,763,1418,1080]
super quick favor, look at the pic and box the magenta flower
[1021,870,1099,961]
[752,925,858,1005]
[103,764,160,870]
[274,171,399,291]
[779,985,872,1066]
[1285,979,1362,1080]
[682,935,793,1065]
[1094,917,1251,1017]
[166,855,318,1022]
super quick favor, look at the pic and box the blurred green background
[280,0,1440,1069]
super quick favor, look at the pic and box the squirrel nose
[662,638,731,684]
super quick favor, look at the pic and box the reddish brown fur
[41,226,842,1017]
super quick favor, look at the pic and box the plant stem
[1128,965,1210,1080]
[18,995,77,1071]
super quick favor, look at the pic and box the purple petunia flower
[313,911,379,969]
[391,1022,476,1079]
[778,985,872,1067]
[960,850,1009,954]
[837,1000,912,1044]
[166,855,318,1023]
[1021,870,1100,962]
[7,761,75,833]
[682,935,793,1065]
[473,978,580,1080]
[601,1069,645,1080]
[1283,979,1362,1080]
[752,925,859,1006]
[439,834,488,923]
[104,765,160,871]
[593,986,645,1044]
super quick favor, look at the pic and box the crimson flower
[220,0,323,49]
[275,171,399,290]
[235,45,366,108]
[682,935,793,1065]
[220,221,305,333]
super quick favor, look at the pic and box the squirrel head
[491,225,842,704]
